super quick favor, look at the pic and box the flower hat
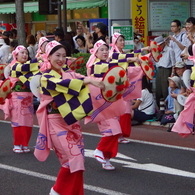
[101,66,129,102]
[150,40,163,62]
[0,78,12,104]
[137,53,155,80]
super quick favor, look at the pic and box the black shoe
[156,111,164,121]
[167,124,174,132]
[132,120,142,126]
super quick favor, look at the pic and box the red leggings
[53,167,84,195]
[13,126,32,146]
[120,113,131,137]
[97,135,119,159]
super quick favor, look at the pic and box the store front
[0,0,108,35]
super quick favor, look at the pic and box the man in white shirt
[169,20,185,62]
[154,36,176,108]
[180,17,195,69]
[0,38,10,64]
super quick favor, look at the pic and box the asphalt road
[0,120,195,195]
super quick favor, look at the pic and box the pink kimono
[34,94,85,173]
[171,90,194,137]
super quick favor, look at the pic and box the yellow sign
[131,0,148,46]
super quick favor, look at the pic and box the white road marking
[0,163,129,195]
[85,149,195,179]
[123,163,195,179]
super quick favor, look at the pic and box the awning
[0,0,108,14]
[0,2,39,14]
[67,0,107,10]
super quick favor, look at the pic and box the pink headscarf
[86,40,107,68]
[10,45,27,67]
[188,43,195,63]
[36,37,49,58]
[40,40,61,72]
[109,32,122,55]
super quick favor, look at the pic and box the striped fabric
[40,69,93,125]
[111,50,141,68]
[10,58,41,88]
[90,52,138,77]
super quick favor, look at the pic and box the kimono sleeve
[41,74,84,96]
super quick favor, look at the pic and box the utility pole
[15,0,26,45]
[57,0,62,29]
[63,0,67,33]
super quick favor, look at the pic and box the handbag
[160,113,175,125]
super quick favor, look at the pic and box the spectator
[174,61,188,96]
[0,37,10,64]
[36,30,46,41]
[161,76,183,131]
[93,22,107,44]
[75,35,87,53]
[154,36,176,108]
[54,28,72,57]
[35,30,47,51]
[26,35,37,60]
[169,19,185,62]
[132,75,156,124]
[85,22,108,50]
[2,31,10,39]
[165,76,182,114]
[180,17,195,68]
[73,25,85,49]
[134,33,146,55]
[3,37,10,46]
[65,32,75,51]
[11,29,17,40]
[6,40,18,64]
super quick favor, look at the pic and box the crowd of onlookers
[131,17,195,131]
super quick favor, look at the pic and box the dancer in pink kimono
[86,40,142,170]
[33,41,104,195]
[171,43,195,137]
[35,36,49,58]
[8,45,41,153]
[109,32,147,143]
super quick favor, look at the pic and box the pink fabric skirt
[97,117,122,136]
[48,114,85,173]
[10,92,34,127]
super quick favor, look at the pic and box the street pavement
[0,110,195,195]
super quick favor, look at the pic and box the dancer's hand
[84,77,105,90]
[127,57,142,64]
[141,46,151,51]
